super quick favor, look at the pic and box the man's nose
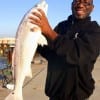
[77,3,85,7]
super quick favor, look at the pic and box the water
[0,57,8,69]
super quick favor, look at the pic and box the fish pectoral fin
[37,34,47,46]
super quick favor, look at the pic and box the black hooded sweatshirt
[37,15,100,100]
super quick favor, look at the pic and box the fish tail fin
[5,91,23,100]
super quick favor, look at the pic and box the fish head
[35,0,48,15]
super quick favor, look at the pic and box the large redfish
[5,0,48,100]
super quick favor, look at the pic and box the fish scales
[5,0,48,100]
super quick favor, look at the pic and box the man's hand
[29,8,58,40]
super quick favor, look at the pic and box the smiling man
[72,0,94,19]
[29,0,100,100]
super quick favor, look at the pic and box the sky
[0,0,100,38]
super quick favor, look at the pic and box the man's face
[72,0,94,19]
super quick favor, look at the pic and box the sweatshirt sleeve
[52,22,100,65]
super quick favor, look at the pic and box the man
[29,0,100,100]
